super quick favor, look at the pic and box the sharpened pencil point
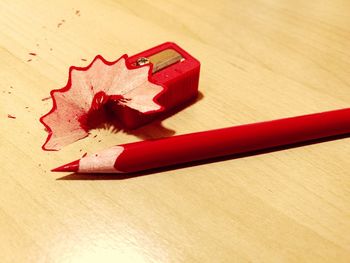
[51,160,79,172]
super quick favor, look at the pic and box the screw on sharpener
[136,57,149,66]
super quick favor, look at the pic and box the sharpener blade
[136,49,183,73]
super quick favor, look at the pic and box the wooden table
[1,0,350,262]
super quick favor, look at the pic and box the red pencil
[52,108,350,174]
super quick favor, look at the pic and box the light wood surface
[1,0,350,262]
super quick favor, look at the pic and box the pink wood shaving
[40,55,164,151]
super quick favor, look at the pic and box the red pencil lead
[51,160,79,172]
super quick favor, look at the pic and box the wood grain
[1,0,350,262]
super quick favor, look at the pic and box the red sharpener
[117,42,201,129]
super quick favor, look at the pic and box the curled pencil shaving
[40,55,165,151]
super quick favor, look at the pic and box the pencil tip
[51,160,79,172]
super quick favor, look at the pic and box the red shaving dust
[29,52,37,56]
[8,114,16,119]
[41,96,51,101]
[57,19,66,28]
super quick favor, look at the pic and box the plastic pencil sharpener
[117,42,201,129]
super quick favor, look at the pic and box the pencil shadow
[93,92,204,140]
[56,132,350,181]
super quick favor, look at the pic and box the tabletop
[1,0,350,262]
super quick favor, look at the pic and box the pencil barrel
[115,108,350,172]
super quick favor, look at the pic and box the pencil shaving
[40,55,165,151]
